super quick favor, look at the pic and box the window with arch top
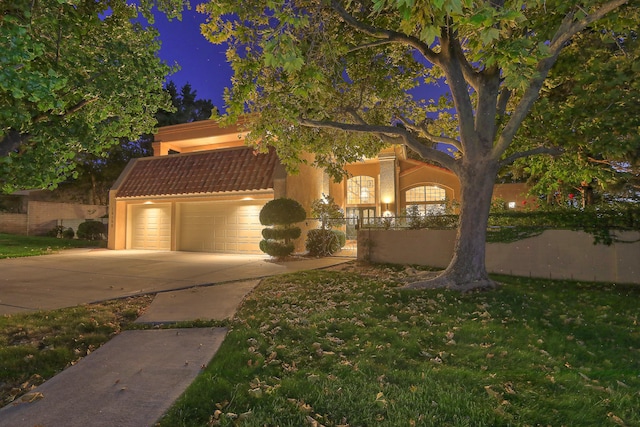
[405,185,447,215]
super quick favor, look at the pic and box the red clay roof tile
[116,147,278,198]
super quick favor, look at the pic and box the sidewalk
[0,256,351,427]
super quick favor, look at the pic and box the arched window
[405,185,446,215]
[347,176,375,204]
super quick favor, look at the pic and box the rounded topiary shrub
[259,240,295,258]
[259,198,306,226]
[306,229,341,257]
[76,220,105,240]
[262,227,302,241]
[259,198,306,258]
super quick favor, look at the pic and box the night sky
[152,9,447,113]
[153,8,233,110]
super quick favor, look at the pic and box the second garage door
[178,200,267,254]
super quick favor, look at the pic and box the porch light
[508,201,516,209]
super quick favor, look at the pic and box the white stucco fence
[357,229,640,284]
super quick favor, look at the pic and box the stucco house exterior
[107,119,528,254]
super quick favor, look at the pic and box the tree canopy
[199,0,638,290]
[509,27,640,203]
[56,81,216,205]
[0,0,179,192]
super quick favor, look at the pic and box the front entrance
[346,207,376,239]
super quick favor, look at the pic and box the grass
[1,258,638,425]
[0,233,106,259]
[158,266,640,427]
[0,295,153,405]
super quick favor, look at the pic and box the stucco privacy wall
[358,229,640,284]
[0,201,107,236]
[0,213,28,234]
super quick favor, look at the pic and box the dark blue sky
[153,9,233,109]
[152,9,447,112]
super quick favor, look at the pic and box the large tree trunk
[406,158,499,292]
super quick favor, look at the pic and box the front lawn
[0,233,106,259]
[160,265,640,426]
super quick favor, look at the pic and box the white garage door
[129,204,172,250]
[178,200,266,254]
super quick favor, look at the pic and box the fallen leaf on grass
[305,415,326,427]
[503,382,517,395]
[607,412,627,426]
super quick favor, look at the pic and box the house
[108,119,528,254]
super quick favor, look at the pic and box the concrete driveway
[0,248,350,315]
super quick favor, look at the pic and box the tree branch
[347,39,395,53]
[330,0,440,65]
[499,145,564,168]
[33,97,99,123]
[298,116,458,172]
[449,30,480,91]
[397,116,463,151]
[439,30,478,156]
[496,87,511,118]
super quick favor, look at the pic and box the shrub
[259,198,306,226]
[332,229,346,248]
[262,227,302,241]
[62,227,75,239]
[259,198,306,258]
[76,220,105,240]
[259,240,295,258]
[310,195,345,230]
[306,229,341,256]
[47,225,65,238]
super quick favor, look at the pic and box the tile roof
[116,147,278,198]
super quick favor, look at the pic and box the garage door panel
[129,204,172,250]
[178,200,266,254]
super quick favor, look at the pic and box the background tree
[507,28,640,205]
[156,81,216,125]
[56,140,153,205]
[41,81,216,205]
[0,0,184,192]
[200,0,637,290]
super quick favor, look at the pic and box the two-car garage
[110,146,281,254]
[127,199,268,254]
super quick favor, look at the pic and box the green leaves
[1,0,177,192]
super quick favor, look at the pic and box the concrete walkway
[0,249,351,427]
